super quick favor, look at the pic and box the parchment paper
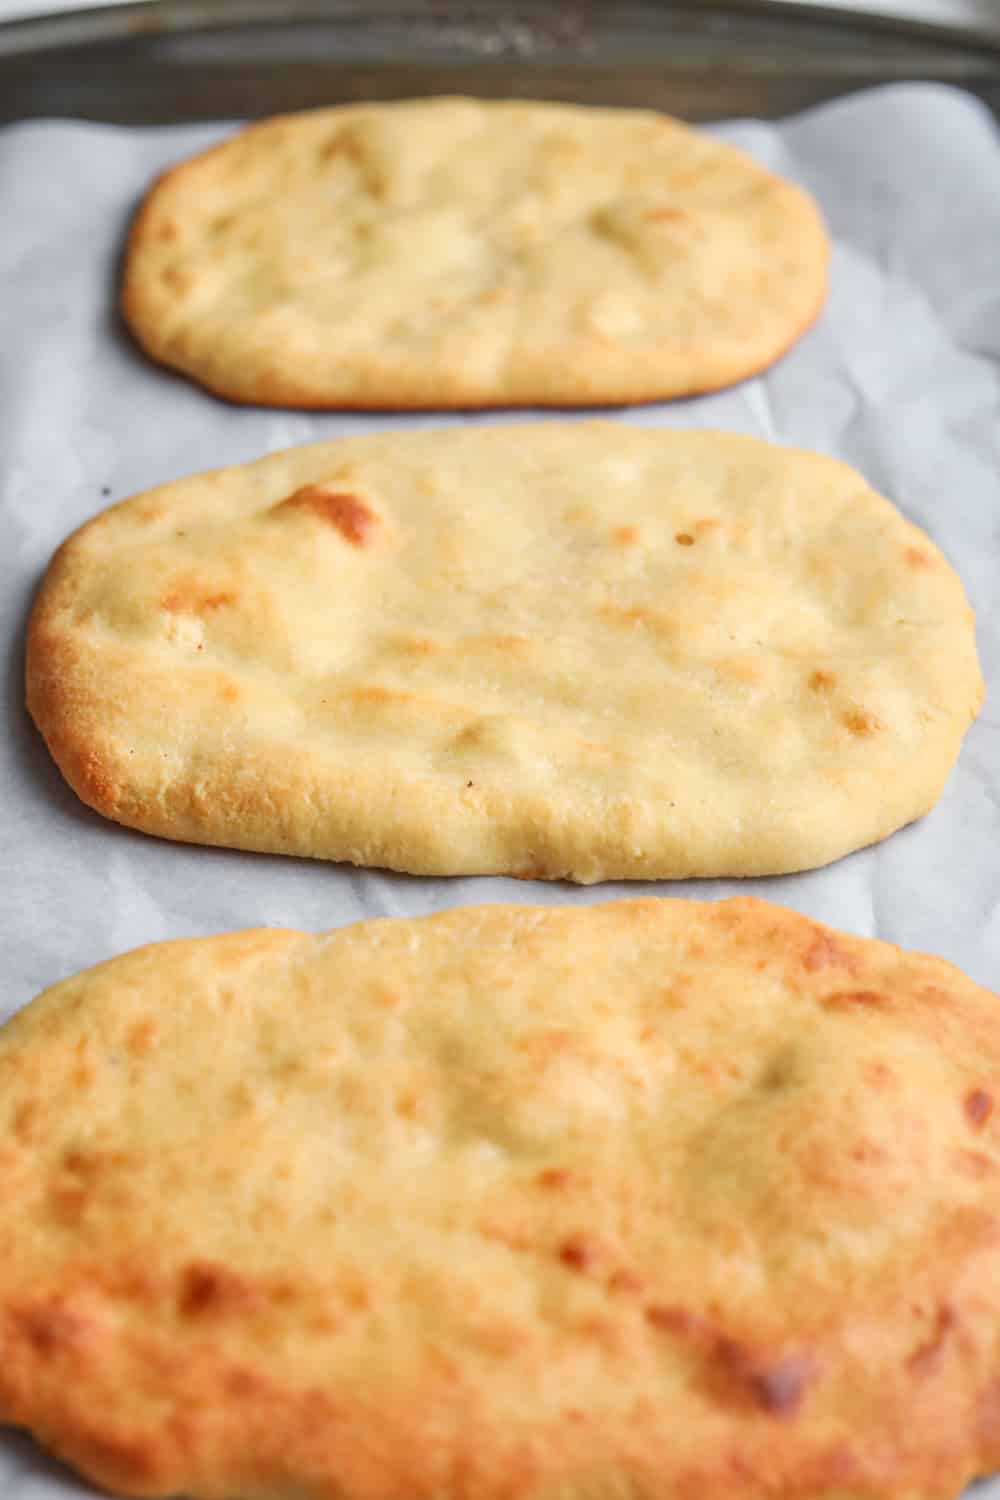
[1,81,999,1497]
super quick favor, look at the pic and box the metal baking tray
[2,0,1000,125]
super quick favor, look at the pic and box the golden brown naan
[26,425,982,880]
[2,899,1000,1500]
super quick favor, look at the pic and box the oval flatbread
[121,97,829,409]
[2,898,1000,1500]
[27,425,981,881]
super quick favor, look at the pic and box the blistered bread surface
[2,899,1000,1500]
[27,425,982,880]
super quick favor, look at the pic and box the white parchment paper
[1,81,999,1497]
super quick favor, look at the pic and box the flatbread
[2,897,1000,1500]
[26,425,982,881]
[121,97,829,409]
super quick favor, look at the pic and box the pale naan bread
[122,97,829,409]
[27,425,982,881]
[2,899,1000,1500]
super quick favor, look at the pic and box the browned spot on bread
[336,1273,372,1314]
[536,1167,572,1191]
[613,525,639,545]
[808,670,836,693]
[127,1018,158,1057]
[394,1090,423,1120]
[920,982,962,1013]
[965,1089,994,1129]
[47,1185,89,1226]
[161,582,237,616]
[349,685,413,708]
[219,681,241,704]
[161,267,192,293]
[822,989,890,1011]
[559,1235,601,1273]
[598,604,677,637]
[179,1262,259,1319]
[600,605,651,628]
[396,637,441,657]
[607,1269,644,1295]
[269,1278,300,1309]
[646,208,688,223]
[905,547,932,569]
[46,1149,139,1223]
[13,1301,92,1358]
[718,1341,818,1417]
[479,634,530,654]
[906,1304,956,1376]
[154,219,178,243]
[63,1148,130,1178]
[694,518,721,536]
[474,1321,530,1357]
[12,1099,41,1144]
[803,932,859,974]
[850,1139,888,1165]
[842,708,881,738]
[309,1311,342,1337]
[73,1061,95,1091]
[864,1061,896,1089]
[717,657,763,686]
[645,1304,704,1338]
[91,1259,161,1307]
[62,1148,132,1181]
[226,1367,268,1399]
[675,532,695,546]
[276,484,377,546]
[319,132,363,163]
[72,1430,164,1490]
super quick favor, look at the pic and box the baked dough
[27,425,982,880]
[2,898,1000,1500]
[122,97,829,409]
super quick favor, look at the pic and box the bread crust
[120,98,830,410]
[2,898,1000,1500]
[25,425,983,881]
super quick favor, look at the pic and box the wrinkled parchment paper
[1,81,999,1498]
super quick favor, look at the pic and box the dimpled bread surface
[2,899,1000,1500]
[121,96,829,408]
[26,425,982,881]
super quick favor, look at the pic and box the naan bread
[2,898,1000,1500]
[27,426,981,881]
[122,97,829,408]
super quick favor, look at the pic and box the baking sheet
[1,80,1000,1496]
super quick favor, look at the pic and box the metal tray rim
[3,0,1000,58]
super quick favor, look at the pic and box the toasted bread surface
[2,899,1000,1500]
[27,425,982,880]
